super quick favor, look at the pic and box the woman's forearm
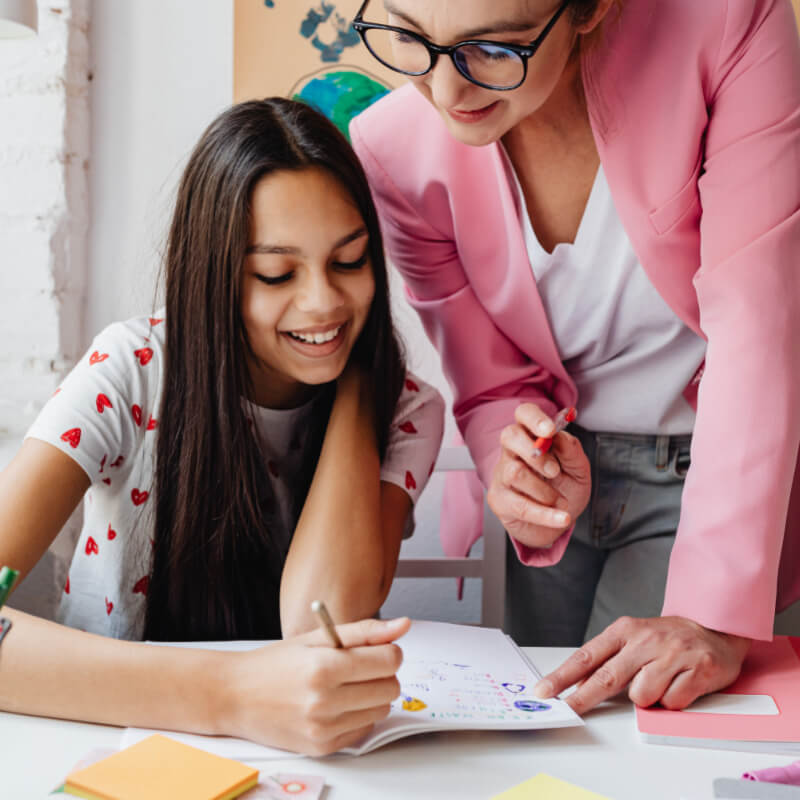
[280,372,388,635]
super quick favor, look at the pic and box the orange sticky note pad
[63,733,259,800]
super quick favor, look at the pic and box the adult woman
[350,0,800,713]
[0,98,444,754]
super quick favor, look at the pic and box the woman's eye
[475,44,516,62]
[256,272,293,286]
[392,31,417,45]
[334,253,368,271]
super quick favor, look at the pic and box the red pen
[531,406,577,457]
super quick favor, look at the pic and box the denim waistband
[569,423,693,475]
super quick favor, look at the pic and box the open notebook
[122,621,582,758]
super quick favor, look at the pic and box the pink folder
[636,636,800,750]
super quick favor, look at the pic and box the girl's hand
[221,616,410,756]
[487,403,591,549]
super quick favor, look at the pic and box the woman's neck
[505,54,590,152]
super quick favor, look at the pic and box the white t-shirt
[26,314,445,639]
[506,156,707,434]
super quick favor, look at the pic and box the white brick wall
[0,0,90,438]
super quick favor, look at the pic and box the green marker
[0,566,19,646]
[0,566,18,610]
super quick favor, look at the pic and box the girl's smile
[281,320,349,357]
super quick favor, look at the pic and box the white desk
[0,648,790,800]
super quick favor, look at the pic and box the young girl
[0,98,444,755]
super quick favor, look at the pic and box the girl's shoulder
[392,372,445,427]
[380,372,445,502]
[70,312,167,398]
[88,312,166,366]
[24,312,167,483]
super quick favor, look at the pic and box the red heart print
[405,378,420,392]
[146,415,158,430]
[99,454,107,473]
[102,478,111,485]
[105,597,113,615]
[131,404,143,426]
[131,488,149,506]
[85,536,99,555]
[89,351,109,365]
[64,576,70,594]
[61,428,82,448]
[268,461,280,478]
[405,470,417,490]
[96,393,112,413]
[107,523,117,540]
[134,347,153,366]
[110,455,124,468]
[132,575,150,595]
[53,388,62,397]
[399,421,418,434]
[149,317,163,326]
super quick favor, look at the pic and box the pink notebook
[636,636,800,753]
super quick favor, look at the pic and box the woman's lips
[447,101,500,124]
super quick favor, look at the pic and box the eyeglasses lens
[363,28,431,75]
[453,44,525,88]
[363,28,525,88]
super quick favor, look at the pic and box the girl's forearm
[0,608,230,733]
[280,373,387,635]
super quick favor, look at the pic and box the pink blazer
[351,0,800,641]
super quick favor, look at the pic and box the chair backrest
[394,446,506,628]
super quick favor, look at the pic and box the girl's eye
[255,272,293,286]
[334,253,368,271]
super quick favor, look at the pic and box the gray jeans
[505,424,692,647]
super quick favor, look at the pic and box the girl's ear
[575,0,617,35]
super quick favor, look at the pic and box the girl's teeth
[290,326,341,344]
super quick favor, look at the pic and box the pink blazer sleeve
[351,117,575,566]
[660,0,800,638]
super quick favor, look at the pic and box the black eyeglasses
[352,0,571,91]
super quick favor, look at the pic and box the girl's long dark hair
[143,98,405,641]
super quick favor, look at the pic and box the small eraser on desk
[742,761,800,785]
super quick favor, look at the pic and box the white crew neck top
[505,154,706,435]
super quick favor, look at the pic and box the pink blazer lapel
[448,141,575,394]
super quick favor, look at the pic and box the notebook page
[343,622,581,755]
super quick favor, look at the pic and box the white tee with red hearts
[26,314,445,640]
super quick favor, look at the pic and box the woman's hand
[222,616,410,756]
[487,403,591,549]
[534,616,751,714]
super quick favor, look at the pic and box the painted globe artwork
[291,68,392,141]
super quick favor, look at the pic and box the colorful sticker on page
[396,660,559,722]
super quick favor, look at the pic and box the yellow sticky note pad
[492,773,610,800]
[64,734,259,800]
